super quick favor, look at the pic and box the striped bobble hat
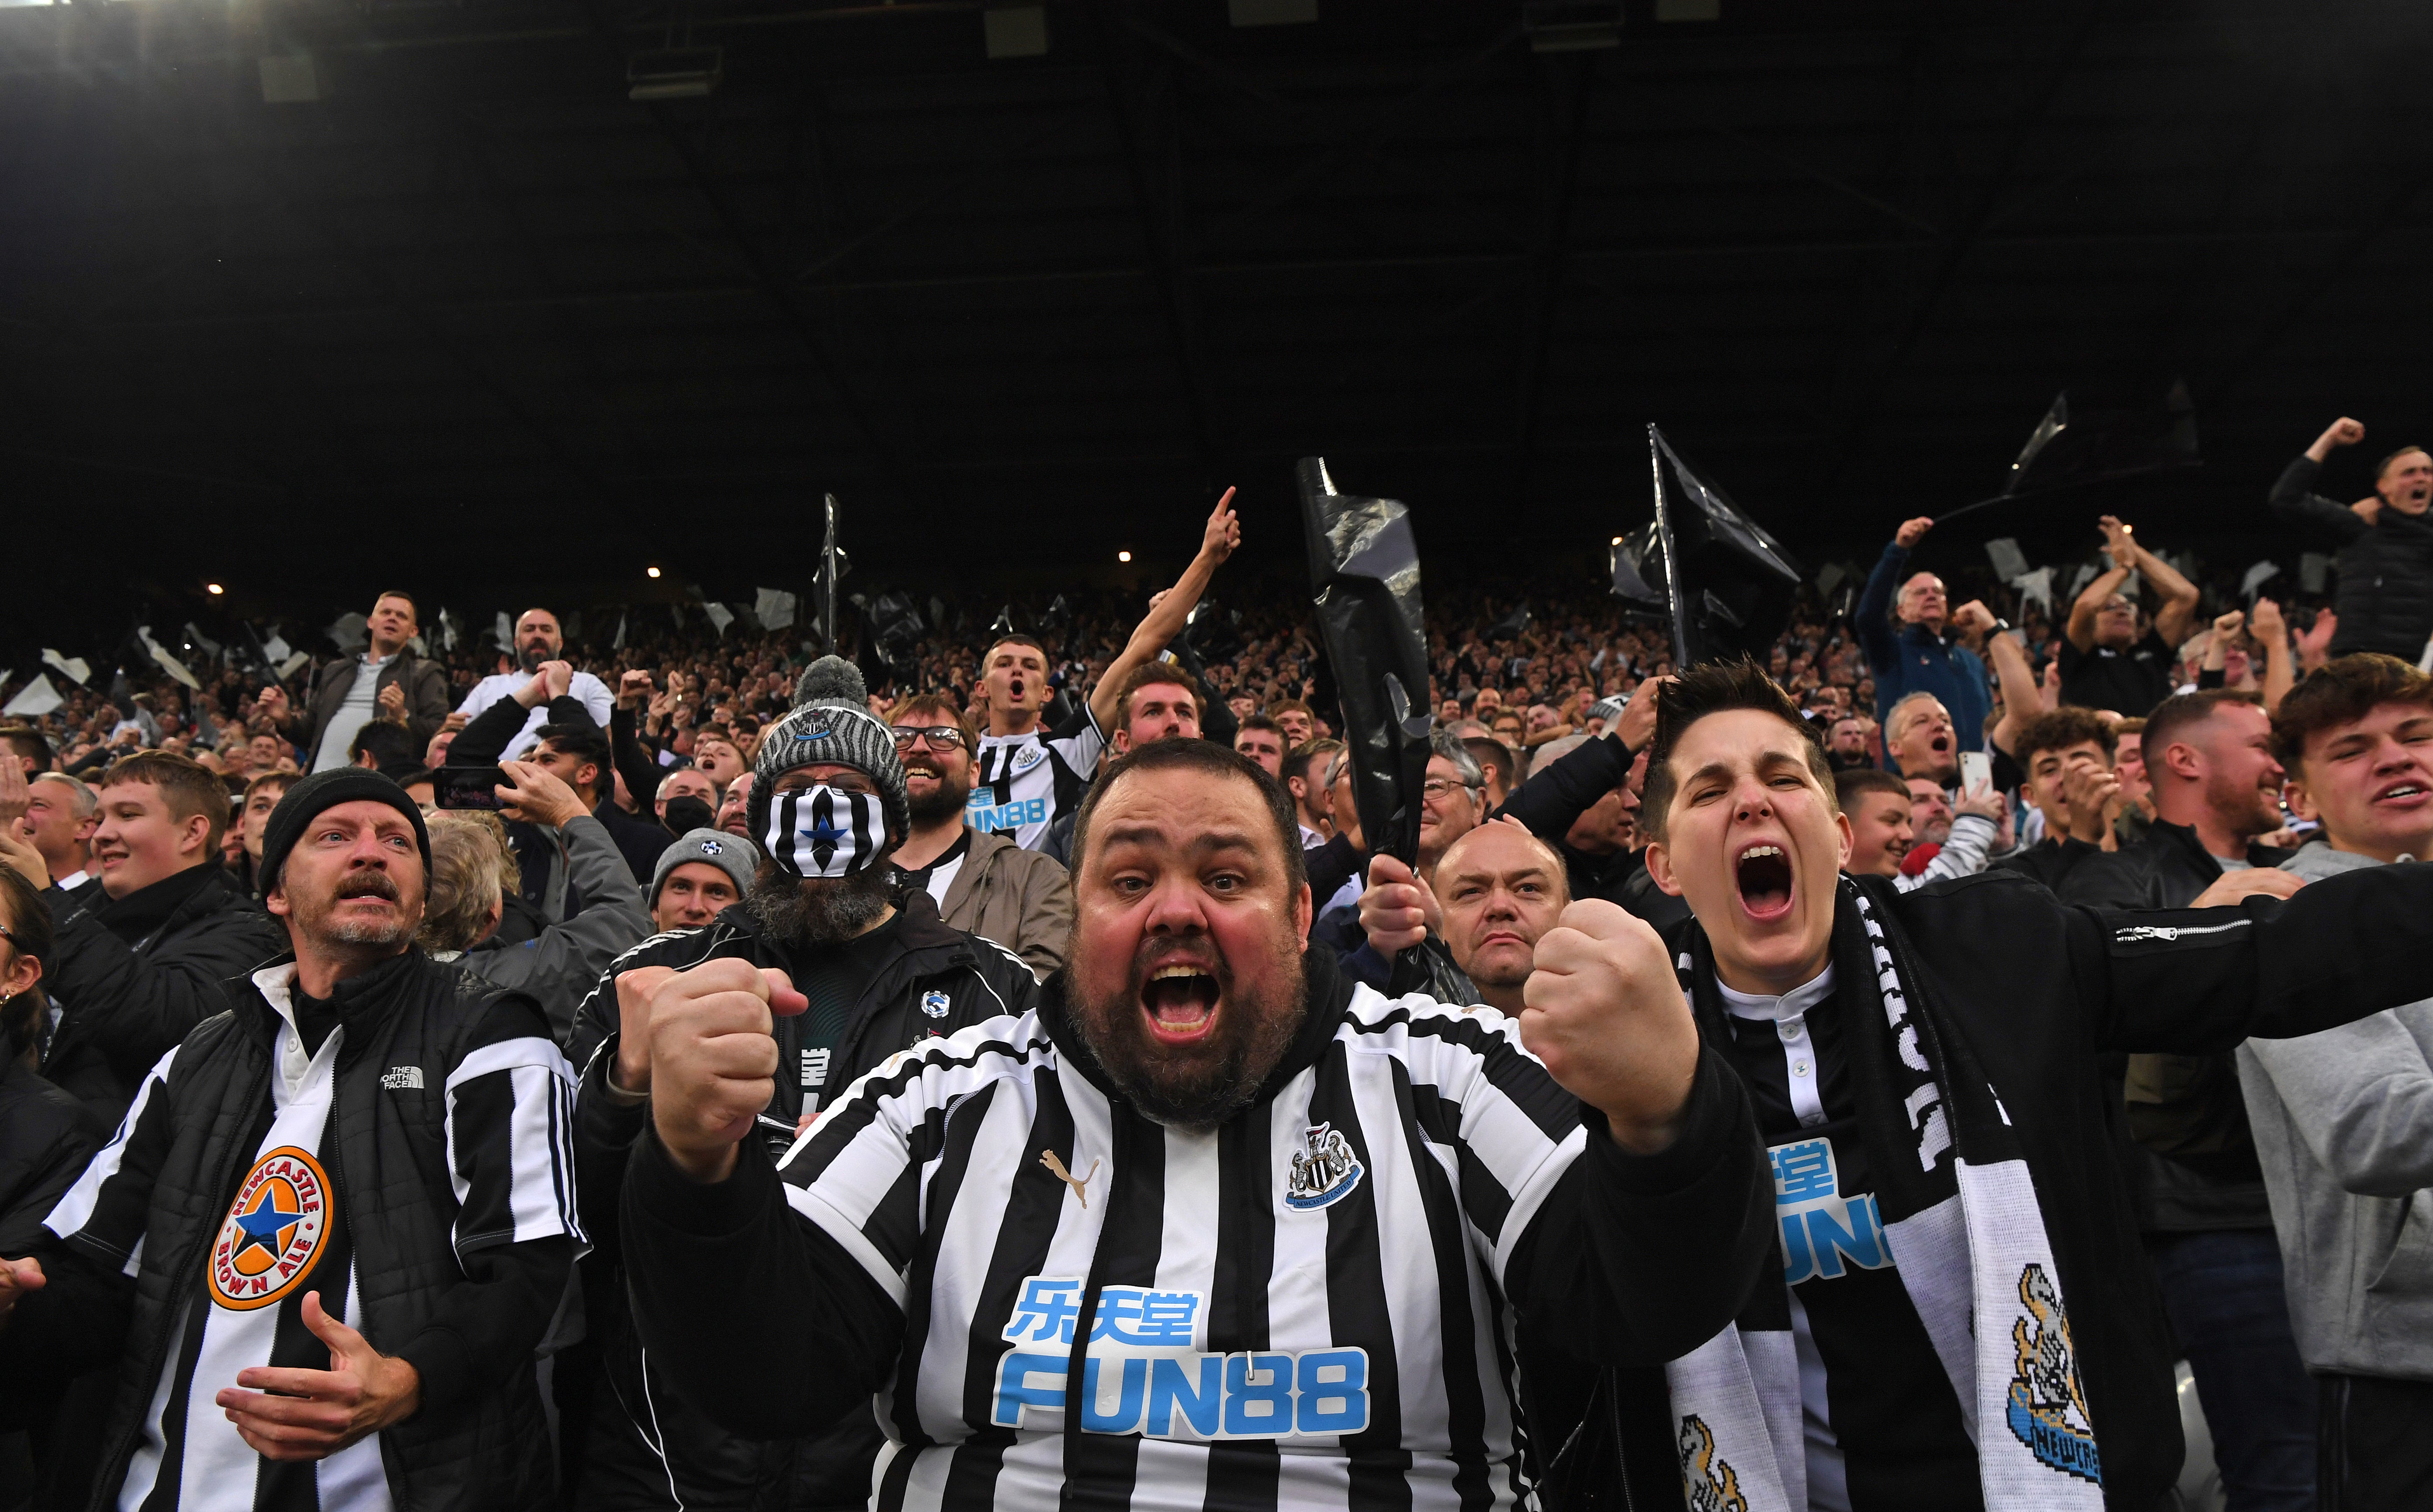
[748,656,909,853]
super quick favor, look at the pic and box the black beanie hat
[256,768,432,899]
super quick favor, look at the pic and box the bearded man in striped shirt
[615,736,1774,1511]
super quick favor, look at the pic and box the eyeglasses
[1421,778,1481,801]
[890,726,966,752]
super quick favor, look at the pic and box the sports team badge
[1284,1123,1364,1211]
[210,1146,332,1311]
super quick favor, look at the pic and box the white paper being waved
[3,674,63,718]
[41,649,90,685]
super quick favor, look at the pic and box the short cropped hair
[98,751,232,854]
[2143,689,2263,770]
[1236,713,1284,742]
[0,726,55,771]
[1284,738,1340,791]
[1640,657,1835,846]
[534,723,610,789]
[1071,739,1305,899]
[1834,767,1911,807]
[2269,653,2433,770]
[1265,698,1315,726]
[1463,735,1518,795]
[373,589,420,621]
[1110,661,1205,728]
[32,771,97,819]
[2378,446,2430,480]
[983,632,1047,663]
[2014,707,2117,767]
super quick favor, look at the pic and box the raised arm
[1954,601,2038,757]
[2065,559,2132,653]
[1855,519,1930,669]
[2105,517,2201,649]
[1086,489,1241,735]
[2268,418,2373,543]
[2250,599,2296,714]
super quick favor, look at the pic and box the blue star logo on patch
[921,989,950,1019]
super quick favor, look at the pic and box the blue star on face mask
[767,784,878,880]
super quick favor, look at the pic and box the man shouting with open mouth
[613,734,1777,1509]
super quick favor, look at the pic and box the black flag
[1297,457,1434,866]
[1646,426,1805,667]
[814,493,850,652]
[1939,380,2199,523]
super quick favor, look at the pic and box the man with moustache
[560,659,1042,1512]
[886,691,1073,980]
[0,768,580,1510]
[612,736,1778,1508]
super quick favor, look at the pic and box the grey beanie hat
[748,656,909,848]
[650,827,759,906]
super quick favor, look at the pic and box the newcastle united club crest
[1284,1123,1364,1211]
[2006,1262,2102,1484]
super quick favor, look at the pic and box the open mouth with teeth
[2378,781,2428,805]
[1735,843,1795,922]
[1141,962,1221,1043]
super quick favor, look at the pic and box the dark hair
[0,726,55,771]
[2014,707,2117,767]
[1462,735,1518,793]
[534,722,610,792]
[1111,661,1205,728]
[1236,713,1284,741]
[2142,689,2263,773]
[2378,446,2430,480]
[347,721,421,775]
[1071,739,1307,899]
[0,867,52,1058]
[2270,653,2433,769]
[372,589,420,621]
[1834,767,1911,806]
[1640,657,1835,845]
[98,750,232,855]
[888,691,978,754]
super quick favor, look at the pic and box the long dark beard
[1054,936,1308,1133]
[745,864,895,948]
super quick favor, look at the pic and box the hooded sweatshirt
[2238,840,2433,1381]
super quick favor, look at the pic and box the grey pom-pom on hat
[747,655,909,850]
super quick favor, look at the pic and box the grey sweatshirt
[2237,840,2433,1380]
[438,815,652,1045]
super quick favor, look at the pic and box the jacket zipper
[100,1050,276,1492]
[2113,920,2250,945]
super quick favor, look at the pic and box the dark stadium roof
[5,0,2431,636]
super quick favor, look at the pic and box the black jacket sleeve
[2267,456,2370,544]
[1505,1046,1775,1366]
[608,707,667,818]
[2072,859,2433,1052]
[1495,731,1630,840]
[392,1236,573,1409]
[1303,833,1364,913]
[620,1128,902,1440]
[448,690,536,769]
[45,901,286,1091]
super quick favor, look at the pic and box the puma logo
[1040,1150,1099,1208]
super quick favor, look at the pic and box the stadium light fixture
[1118,551,1132,563]
[206,583,225,595]
[647,566,663,579]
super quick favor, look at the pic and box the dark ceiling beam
[1516,51,1597,470]
[1090,3,1219,475]
[1813,0,2108,494]
[564,0,922,499]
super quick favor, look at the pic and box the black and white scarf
[1662,877,2105,1512]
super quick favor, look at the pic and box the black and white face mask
[764,785,885,879]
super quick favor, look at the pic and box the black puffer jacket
[564,888,1043,1511]
[0,1060,105,1255]
[2269,454,2433,658]
[40,865,287,1124]
[3,951,571,1512]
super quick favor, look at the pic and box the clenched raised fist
[1519,899,1700,1154]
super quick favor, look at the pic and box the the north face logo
[381,1066,424,1090]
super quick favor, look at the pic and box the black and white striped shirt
[45,964,582,1512]
[620,957,1771,1512]
[971,708,1105,851]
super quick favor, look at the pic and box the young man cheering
[2244,654,2433,1510]
[1633,658,2433,1512]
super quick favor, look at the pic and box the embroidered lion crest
[2004,1262,2102,1484]
[1677,1414,1749,1512]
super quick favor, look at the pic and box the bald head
[1433,821,1571,1015]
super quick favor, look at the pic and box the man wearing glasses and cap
[884,691,1073,981]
